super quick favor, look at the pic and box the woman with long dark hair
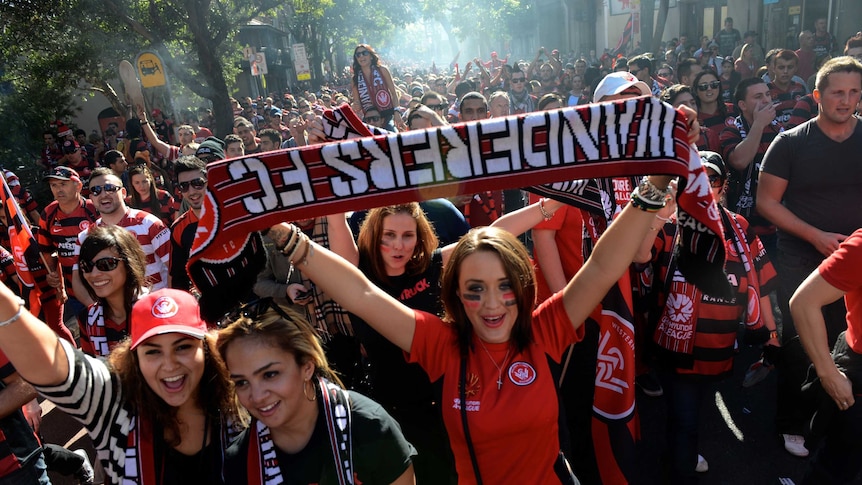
[127,164,176,226]
[76,225,148,356]
[350,44,399,129]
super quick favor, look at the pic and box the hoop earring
[303,378,317,402]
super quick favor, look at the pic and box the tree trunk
[640,0,655,54]
[652,0,670,55]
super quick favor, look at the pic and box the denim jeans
[660,372,708,485]
[775,249,847,434]
[802,334,862,484]
[0,454,50,485]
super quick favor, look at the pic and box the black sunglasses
[425,104,445,111]
[697,81,722,91]
[355,50,371,58]
[218,297,298,328]
[511,78,526,83]
[177,177,207,193]
[89,183,121,196]
[708,174,724,188]
[81,256,124,273]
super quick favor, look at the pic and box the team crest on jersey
[79,220,91,231]
[725,116,735,127]
[508,361,536,386]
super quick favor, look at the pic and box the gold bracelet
[0,298,25,327]
[539,198,553,221]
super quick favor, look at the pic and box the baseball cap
[593,71,651,102]
[62,140,81,154]
[43,166,81,183]
[699,151,727,180]
[130,289,208,350]
[195,136,226,161]
[151,108,162,117]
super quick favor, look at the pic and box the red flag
[613,14,634,57]
[0,174,41,288]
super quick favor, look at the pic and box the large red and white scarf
[188,98,730,318]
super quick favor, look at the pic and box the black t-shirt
[760,118,862,256]
[351,250,444,409]
[223,392,415,484]
[159,439,224,485]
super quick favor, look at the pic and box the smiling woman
[268,173,673,484]
[76,225,147,357]
[217,301,416,484]
[0,283,244,484]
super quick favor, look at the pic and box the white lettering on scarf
[225,101,677,216]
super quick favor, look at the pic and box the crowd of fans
[0,16,860,484]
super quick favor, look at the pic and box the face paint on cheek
[461,293,482,308]
[379,243,391,253]
[503,291,517,306]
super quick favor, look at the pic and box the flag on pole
[0,174,41,289]
[613,13,635,57]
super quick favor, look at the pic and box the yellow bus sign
[137,52,166,88]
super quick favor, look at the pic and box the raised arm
[563,176,673,328]
[440,197,563,266]
[325,213,359,265]
[138,105,174,159]
[268,223,415,352]
[0,282,71,386]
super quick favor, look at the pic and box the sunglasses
[697,81,722,91]
[89,184,121,196]
[708,174,724,188]
[50,168,76,179]
[425,104,445,111]
[658,71,671,77]
[177,177,207,193]
[355,50,371,58]
[364,116,381,123]
[80,256,124,273]
[218,297,298,329]
[511,78,526,83]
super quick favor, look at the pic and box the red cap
[151,108,162,117]
[130,289,207,350]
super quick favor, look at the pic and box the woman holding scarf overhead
[634,151,779,483]
[0,282,243,484]
[264,171,675,484]
[217,300,416,484]
[350,44,400,130]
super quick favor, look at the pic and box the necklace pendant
[497,378,503,390]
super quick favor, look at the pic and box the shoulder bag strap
[460,354,483,485]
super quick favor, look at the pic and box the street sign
[136,52,166,88]
[293,43,311,81]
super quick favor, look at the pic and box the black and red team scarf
[246,377,353,485]
[189,98,730,302]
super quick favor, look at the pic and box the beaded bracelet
[637,176,671,205]
[630,190,664,212]
[0,298,26,327]
[279,224,301,256]
[288,234,311,266]
[539,198,553,221]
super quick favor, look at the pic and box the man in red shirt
[791,228,862,483]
